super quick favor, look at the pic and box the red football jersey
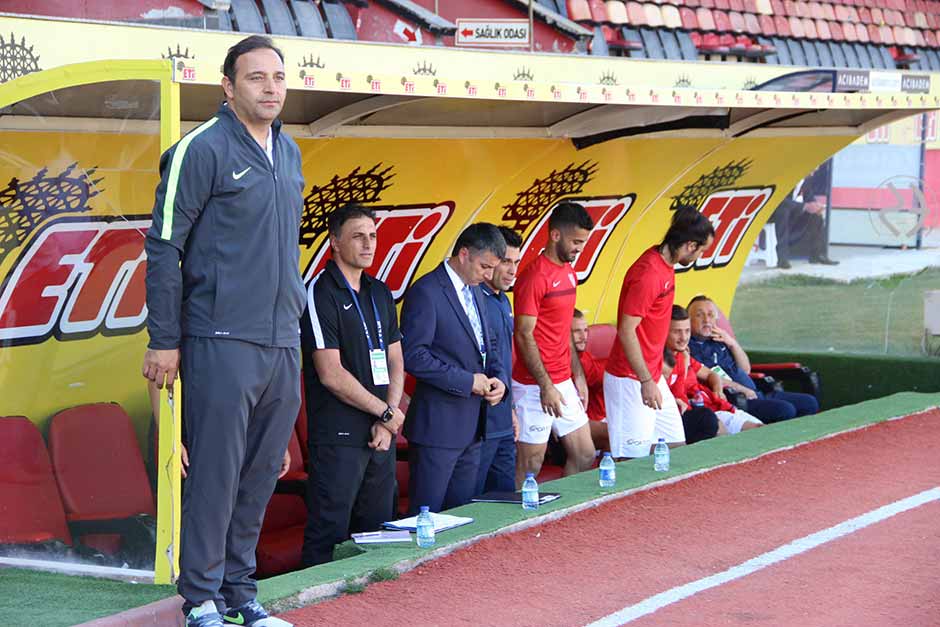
[512,255,579,385]
[605,246,675,381]
[579,350,607,422]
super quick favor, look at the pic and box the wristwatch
[380,405,395,423]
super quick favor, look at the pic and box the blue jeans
[475,434,516,494]
[747,390,819,423]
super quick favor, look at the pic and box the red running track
[281,410,940,627]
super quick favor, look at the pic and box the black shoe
[809,256,839,265]
[776,259,791,269]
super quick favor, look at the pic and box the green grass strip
[5,392,937,626]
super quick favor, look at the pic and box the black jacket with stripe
[145,103,306,350]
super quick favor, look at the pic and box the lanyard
[339,273,384,352]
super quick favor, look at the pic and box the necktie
[462,285,485,352]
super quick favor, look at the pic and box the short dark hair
[328,203,376,236]
[663,347,676,369]
[223,35,284,84]
[661,208,715,257]
[497,226,523,249]
[672,305,689,321]
[548,202,594,232]
[573,308,585,319]
[687,294,712,309]
[453,223,506,259]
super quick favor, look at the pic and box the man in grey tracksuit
[143,36,303,627]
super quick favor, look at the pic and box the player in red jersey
[604,208,715,459]
[513,202,596,485]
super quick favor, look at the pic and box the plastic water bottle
[416,506,435,548]
[654,438,670,472]
[599,452,616,488]
[691,390,705,408]
[522,473,539,510]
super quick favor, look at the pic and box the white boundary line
[585,486,940,627]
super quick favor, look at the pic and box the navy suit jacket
[401,262,506,448]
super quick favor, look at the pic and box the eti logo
[518,195,635,283]
[0,219,149,345]
[669,160,775,272]
[303,203,454,301]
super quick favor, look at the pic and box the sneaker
[809,256,839,266]
[776,259,791,269]
[187,601,224,627]
[223,600,293,627]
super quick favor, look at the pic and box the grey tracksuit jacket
[145,103,306,350]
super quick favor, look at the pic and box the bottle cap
[525,472,535,478]
[419,505,429,513]
[658,437,665,442]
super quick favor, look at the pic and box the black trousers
[178,337,300,613]
[407,440,482,516]
[773,200,827,262]
[301,442,396,567]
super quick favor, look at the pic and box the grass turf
[5,391,938,626]
[730,267,940,357]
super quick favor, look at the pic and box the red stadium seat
[821,3,835,20]
[714,9,733,29]
[794,1,811,17]
[774,14,792,35]
[697,7,718,29]
[628,1,648,24]
[730,0,745,11]
[842,21,858,42]
[835,5,851,21]
[829,21,844,40]
[586,324,617,359]
[0,416,72,546]
[567,0,594,22]
[880,24,895,44]
[915,11,928,28]
[589,0,610,23]
[255,493,305,578]
[856,21,872,42]
[662,4,683,28]
[745,11,762,33]
[802,17,818,38]
[729,10,747,31]
[925,29,937,46]
[294,377,309,465]
[744,0,759,12]
[645,3,665,26]
[871,7,884,23]
[816,18,831,39]
[715,0,731,10]
[48,403,155,524]
[759,13,777,34]
[680,7,700,29]
[606,0,629,24]
[857,6,871,23]
[789,15,805,36]
[396,459,410,515]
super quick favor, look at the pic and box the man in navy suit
[401,223,508,514]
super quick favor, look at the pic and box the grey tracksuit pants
[177,337,300,613]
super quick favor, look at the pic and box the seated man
[666,306,763,436]
[770,162,839,268]
[571,309,609,453]
[687,295,819,424]
[661,348,719,444]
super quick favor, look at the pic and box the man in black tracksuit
[143,36,303,627]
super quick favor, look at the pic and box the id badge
[370,349,390,385]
